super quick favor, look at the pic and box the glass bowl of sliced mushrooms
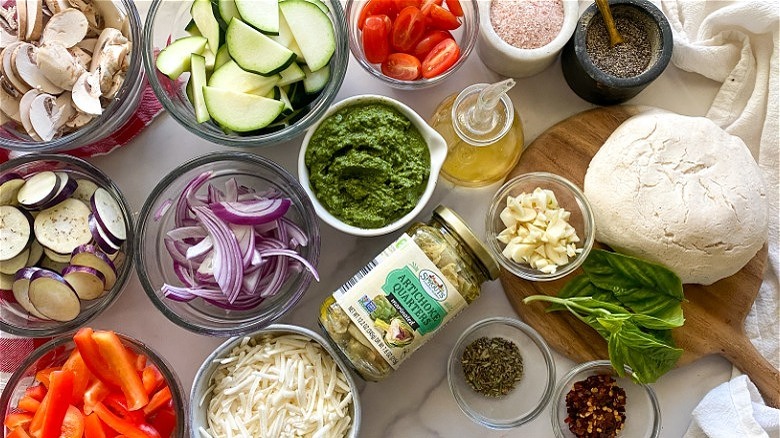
[0,0,143,152]
[484,172,595,282]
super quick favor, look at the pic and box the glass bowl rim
[0,154,135,337]
[550,359,662,438]
[0,0,144,152]
[447,316,556,429]
[133,151,321,336]
[0,331,189,436]
[484,171,596,282]
[141,0,349,148]
[189,323,361,437]
[345,0,480,90]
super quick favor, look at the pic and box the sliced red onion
[208,198,291,225]
[154,198,173,221]
[161,174,318,311]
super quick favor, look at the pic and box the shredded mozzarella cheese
[203,334,353,438]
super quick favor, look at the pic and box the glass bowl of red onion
[133,152,320,336]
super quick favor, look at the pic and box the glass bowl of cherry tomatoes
[347,0,478,89]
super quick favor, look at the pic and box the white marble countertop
[82,9,739,436]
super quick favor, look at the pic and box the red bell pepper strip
[142,387,171,416]
[28,387,50,436]
[34,368,58,388]
[18,395,41,413]
[103,393,145,425]
[135,354,147,372]
[91,331,149,411]
[141,366,164,395]
[84,381,111,415]
[62,350,92,404]
[38,370,75,438]
[24,385,47,402]
[84,412,108,438]
[147,407,176,438]
[93,402,161,438]
[60,405,85,438]
[7,427,31,438]
[3,412,33,429]
[73,328,122,387]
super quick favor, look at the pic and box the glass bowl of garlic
[485,172,595,281]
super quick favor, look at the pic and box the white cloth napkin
[657,1,780,436]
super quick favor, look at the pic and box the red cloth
[0,80,163,163]
[0,333,50,391]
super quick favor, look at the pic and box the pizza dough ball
[584,112,767,285]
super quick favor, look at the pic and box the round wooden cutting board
[502,106,778,407]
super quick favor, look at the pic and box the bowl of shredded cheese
[484,172,595,281]
[190,324,360,438]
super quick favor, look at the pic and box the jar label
[333,233,467,369]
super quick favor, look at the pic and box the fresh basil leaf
[551,274,619,309]
[631,313,684,330]
[582,249,684,322]
[598,317,683,384]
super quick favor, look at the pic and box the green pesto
[305,103,430,228]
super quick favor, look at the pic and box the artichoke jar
[319,206,500,381]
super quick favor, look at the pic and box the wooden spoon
[595,0,623,47]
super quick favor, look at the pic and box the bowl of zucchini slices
[143,0,349,148]
[0,155,133,337]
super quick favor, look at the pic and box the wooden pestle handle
[721,334,780,408]
[595,0,624,47]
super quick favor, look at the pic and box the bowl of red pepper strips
[1,328,186,438]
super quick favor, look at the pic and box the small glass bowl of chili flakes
[551,360,661,438]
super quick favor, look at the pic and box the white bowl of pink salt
[477,0,579,78]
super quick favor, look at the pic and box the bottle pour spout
[467,78,516,134]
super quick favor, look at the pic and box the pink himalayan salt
[490,0,565,49]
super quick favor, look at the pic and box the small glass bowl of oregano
[447,317,556,429]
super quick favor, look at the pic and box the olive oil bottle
[429,79,524,187]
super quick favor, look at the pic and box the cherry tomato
[381,53,422,80]
[420,0,443,15]
[358,0,395,30]
[413,30,452,58]
[427,4,460,30]
[362,15,392,63]
[394,0,420,9]
[421,37,459,78]
[445,0,463,16]
[391,6,426,52]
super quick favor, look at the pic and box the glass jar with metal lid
[319,205,500,381]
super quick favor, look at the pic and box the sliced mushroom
[42,8,88,48]
[75,37,97,54]
[36,42,85,90]
[28,92,61,140]
[19,88,42,139]
[24,0,44,41]
[45,0,70,14]
[1,43,32,94]
[63,110,92,130]
[93,0,125,33]
[14,43,64,94]
[66,0,100,36]
[68,46,91,69]
[0,4,17,49]
[54,92,75,128]
[0,83,22,123]
[89,27,128,95]
[71,71,101,115]
[16,0,28,41]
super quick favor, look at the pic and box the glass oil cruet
[429,79,524,187]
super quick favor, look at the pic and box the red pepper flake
[564,373,627,438]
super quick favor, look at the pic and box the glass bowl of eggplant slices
[142,0,349,147]
[134,152,321,336]
[0,155,134,337]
